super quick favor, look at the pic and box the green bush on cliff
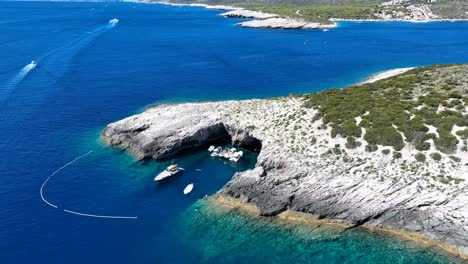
[393,151,402,159]
[365,144,378,152]
[345,136,362,149]
[415,153,426,162]
[234,4,381,24]
[456,129,468,139]
[303,64,467,154]
[434,129,459,153]
[430,152,442,161]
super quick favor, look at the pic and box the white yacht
[154,164,184,182]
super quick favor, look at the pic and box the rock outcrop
[219,9,336,30]
[237,18,336,30]
[102,66,468,259]
[379,0,440,21]
[220,10,278,19]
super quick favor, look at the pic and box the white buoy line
[40,150,138,220]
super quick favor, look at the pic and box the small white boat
[229,151,243,162]
[323,29,329,32]
[208,145,215,152]
[209,146,243,162]
[108,18,119,25]
[154,164,184,182]
[183,183,194,195]
[210,146,222,157]
[31,60,37,66]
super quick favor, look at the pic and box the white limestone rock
[220,10,279,19]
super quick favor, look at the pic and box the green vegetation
[345,136,362,149]
[415,153,426,163]
[365,144,378,152]
[430,152,442,161]
[430,0,468,19]
[393,151,402,159]
[233,4,381,23]
[303,64,468,153]
[245,125,256,131]
[456,129,468,139]
[165,0,468,21]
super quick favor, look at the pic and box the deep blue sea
[1,1,468,263]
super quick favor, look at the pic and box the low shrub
[415,153,426,162]
[430,152,442,161]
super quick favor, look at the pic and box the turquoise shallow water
[180,199,465,264]
[0,1,468,263]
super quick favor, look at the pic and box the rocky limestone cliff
[102,66,468,259]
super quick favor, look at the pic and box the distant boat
[183,183,194,195]
[31,61,37,66]
[108,18,119,25]
[154,164,184,182]
[323,29,329,32]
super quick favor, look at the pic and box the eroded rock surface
[102,67,468,258]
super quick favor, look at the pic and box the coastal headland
[102,64,468,259]
[143,0,468,30]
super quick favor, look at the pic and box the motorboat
[183,183,194,195]
[108,18,119,25]
[210,146,222,157]
[154,164,184,182]
[208,146,243,162]
[229,151,243,162]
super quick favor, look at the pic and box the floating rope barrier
[40,150,138,220]
[63,209,138,219]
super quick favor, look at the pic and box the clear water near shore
[1,1,468,263]
[180,199,465,264]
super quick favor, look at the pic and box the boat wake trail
[1,19,119,104]
[0,61,37,102]
[39,18,119,79]
[40,150,138,220]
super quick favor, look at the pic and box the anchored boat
[183,183,194,195]
[154,164,184,182]
[208,145,243,162]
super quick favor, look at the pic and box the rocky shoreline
[148,1,336,30]
[102,65,468,260]
[211,194,466,259]
[142,1,468,30]
[358,67,415,85]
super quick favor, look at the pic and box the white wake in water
[0,19,119,104]
[108,18,119,26]
[40,19,119,78]
[0,61,37,102]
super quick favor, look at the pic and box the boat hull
[154,168,184,182]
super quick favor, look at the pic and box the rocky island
[102,64,468,259]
